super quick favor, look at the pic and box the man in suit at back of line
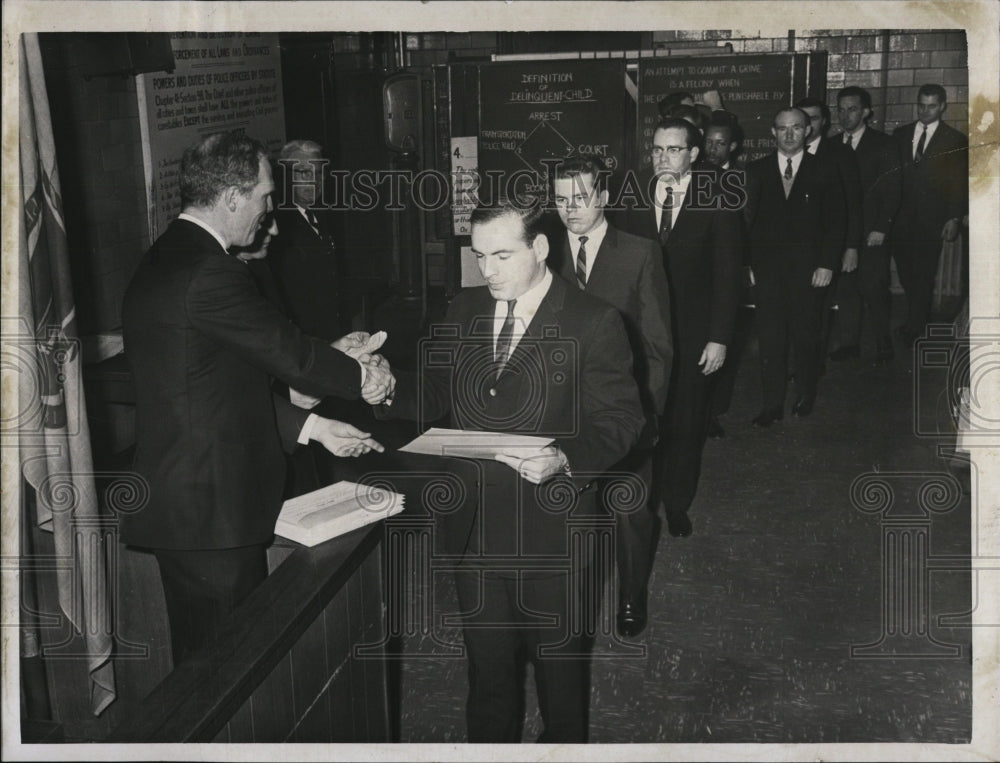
[122,131,393,665]
[891,83,968,344]
[829,85,902,364]
[550,153,673,639]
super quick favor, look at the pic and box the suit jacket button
[489,388,497,397]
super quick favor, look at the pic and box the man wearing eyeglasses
[623,118,742,540]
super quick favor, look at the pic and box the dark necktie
[495,299,517,368]
[784,157,794,181]
[914,126,926,163]
[845,132,853,149]
[575,236,588,289]
[306,209,321,234]
[658,184,674,245]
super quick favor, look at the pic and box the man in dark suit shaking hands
[891,83,968,344]
[122,131,391,665]
[745,108,847,425]
[379,197,644,742]
[551,154,673,638]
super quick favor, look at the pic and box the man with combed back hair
[377,196,644,742]
[552,153,673,639]
[122,131,392,665]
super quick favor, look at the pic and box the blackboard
[638,52,826,166]
[478,59,627,200]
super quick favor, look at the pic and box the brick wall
[664,29,968,135]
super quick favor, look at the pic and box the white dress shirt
[493,268,553,361]
[913,120,939,158]
[777,150,805,178]
[843,124,866,149]
[178,212,229,253]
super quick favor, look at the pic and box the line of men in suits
[122,79,968,740]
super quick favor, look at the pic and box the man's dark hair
[180,131,267,208]
[794,96,831,128]
[837,85,872,111]
[470,195,547,246]
[917,83,948,102]
[657,91,694,119]
[654,117,702,150]
[707,110,744,148]
[667,103,707,133]
[553,154,609,193]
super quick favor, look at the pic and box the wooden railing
[107,523,389,743]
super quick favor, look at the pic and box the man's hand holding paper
[495,445,570,484]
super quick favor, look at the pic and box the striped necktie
[495,299,517,369]
[576,236,588,289]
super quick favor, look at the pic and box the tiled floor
[395,314,974,743]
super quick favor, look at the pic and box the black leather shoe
[792,395,815,416]
[617,591,648,637]
[829,345,860,361]
[667,512,692,537]
[752,408,783,427]
[706,417,726,439]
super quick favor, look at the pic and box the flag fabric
[18,33,116,716]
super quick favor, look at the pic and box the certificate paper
[399,427,553,459]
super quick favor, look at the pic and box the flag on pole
[18,32,115,717]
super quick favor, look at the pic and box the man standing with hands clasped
[122,131,393,666]
[378,196,644,742]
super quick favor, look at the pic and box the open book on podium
[275,480,405,547]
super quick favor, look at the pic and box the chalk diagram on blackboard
[510,119,620,176]
[512,119,574,175]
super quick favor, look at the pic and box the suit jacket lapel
[498,273,566,381]
[588,225,617,287]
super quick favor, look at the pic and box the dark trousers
[454,568,589,743]
[601,447,657,597]
[710,306,755,418]
[892,227,944,336]
[660,356,714,517]
[756,273,826,410]
[830,243,893,350]
[153,544,269,666]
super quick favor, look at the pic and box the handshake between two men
[288,330,394,459]
[292,330,571,485]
